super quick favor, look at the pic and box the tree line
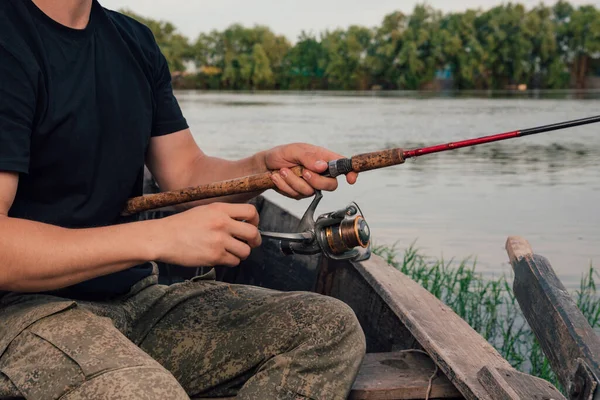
[121,1,600,91]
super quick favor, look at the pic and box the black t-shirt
[0,0,188,298]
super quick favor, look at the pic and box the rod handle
[123,166,305,215]
[325,148,406,177]
[123,148,405,215]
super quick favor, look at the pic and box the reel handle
[259,231,314,243]
[259,191,372,262]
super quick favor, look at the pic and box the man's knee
[0,306,189,400]
[235,293,366,399]
[293,293,367,358]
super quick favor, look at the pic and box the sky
[99,0,599,42]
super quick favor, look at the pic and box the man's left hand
[262,143,358,200]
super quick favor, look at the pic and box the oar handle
[123,148,407,215]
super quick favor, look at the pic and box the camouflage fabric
[0,265,366,399]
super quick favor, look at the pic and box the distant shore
[172,87,600,100]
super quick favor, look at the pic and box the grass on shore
[372,242,600,393]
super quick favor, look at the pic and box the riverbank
[375,243,600,394]
[173,87,600,100]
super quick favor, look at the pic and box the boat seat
[349,351,462,399]
[196,351,463,400]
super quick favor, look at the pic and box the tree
[119,9,192,73]
[394,5,444,89]
[555,4,600,88]
[120,2,600,91]
[524,5,564,89]
[283,32,328,89]
[439,10,488,89]
[252,44,274,88]
[322,26,374,90]
[369,11,408,89]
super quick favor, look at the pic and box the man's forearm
[173,151,269,210]
[0,216,160,292]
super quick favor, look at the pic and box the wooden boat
[142,188,585,400]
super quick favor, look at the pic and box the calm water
[176,91,600,289]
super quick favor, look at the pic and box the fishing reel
[260,190,372,262]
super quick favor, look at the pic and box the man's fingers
[295,147,359,184]
[271,172,302,199]
[346,171,358,185]
[301,169,338,191]
[215,203,259,226]
[295,150,330,173]
[224,237,253,260]
[228,219,262,248]
[219,252,241,267]
[280,168,315,197]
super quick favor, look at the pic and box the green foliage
[251,44,274,88]
[120,1,600,90]
[373,242,600,393]
[119,9,191,73]
[322,26,373,90]
[283,32,328,89]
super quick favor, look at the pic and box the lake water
[176,91,600,289]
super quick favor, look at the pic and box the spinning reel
[260,190,372,262]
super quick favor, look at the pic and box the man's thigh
[0,300,188,400]
[138,280,366,399]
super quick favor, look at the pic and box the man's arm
[146,129,358,209]
[146,129,268,207]
[0,172,160,292]
[0,172,262,293]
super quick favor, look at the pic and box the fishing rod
[124,114,600,261]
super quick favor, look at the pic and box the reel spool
[260,190,371,262]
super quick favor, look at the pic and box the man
[0,0,366,399]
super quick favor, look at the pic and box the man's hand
[155,203,262,267]
[263,143,359,200]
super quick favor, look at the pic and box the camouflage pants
[0,265,366,400]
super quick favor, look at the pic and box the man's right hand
[155,203,262,268]
[0,171,261,292]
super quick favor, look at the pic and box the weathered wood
[325,258,419,353]
[477,366,566,400]
[349,351,463,399]
[348,255,561,400]
[505,236,600,399]
[505,236,533,265]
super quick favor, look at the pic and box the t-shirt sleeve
[0,45,35,174]
[150,44,189,137]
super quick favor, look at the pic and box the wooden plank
[505,236,600,399]
[477,366,566,400]
[349,255,558,400]
[349,351,463,399]
[326,258,420,353]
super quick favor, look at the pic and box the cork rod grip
[123,166,305,215]
[123,148,405,215]
[325,148,405,177]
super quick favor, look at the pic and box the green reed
[372,242,600,393]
